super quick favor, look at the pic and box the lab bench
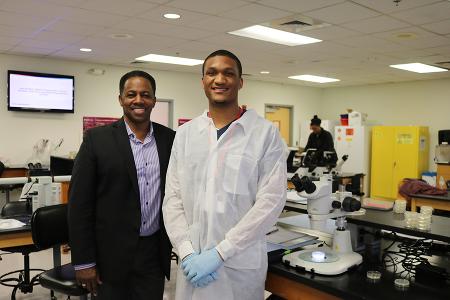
[265,204,450,299]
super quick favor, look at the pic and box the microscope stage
[282,246,362,275]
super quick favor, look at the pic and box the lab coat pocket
[223,154,257,196]
[224,240,262,270]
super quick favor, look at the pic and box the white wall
[0,53,322,166]
[320,78,450,170]
[240,80,323,147]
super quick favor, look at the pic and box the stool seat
[39,263,87,296]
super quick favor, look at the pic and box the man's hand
[181,248,223,284]
[75,266,102,296]
[193,271,218,288]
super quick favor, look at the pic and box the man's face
[202,55,243,105]
[119,76,155,125]
[310,124,321,134]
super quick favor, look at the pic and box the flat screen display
[7,70,74,113]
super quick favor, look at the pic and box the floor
[0,248,177,300]
[0,249,272,300]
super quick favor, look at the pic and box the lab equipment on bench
[295,148,347,179]
[282,173,364,275]
[361,199,389,212]
[434,144,450,164]
[0,174,70,212]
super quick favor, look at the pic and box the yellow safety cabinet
[371,126,429,199]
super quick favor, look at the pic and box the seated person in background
[304,115,335,153]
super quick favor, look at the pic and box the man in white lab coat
[163,50,287,300]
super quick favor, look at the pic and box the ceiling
[1,0,450,87]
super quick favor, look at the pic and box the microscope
[282,173,363,275]
[295,148,348,179]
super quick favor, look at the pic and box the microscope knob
[332,201,341,209]
[342,197,361,212]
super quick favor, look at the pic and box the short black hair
[202,49,242,77]
[311,115,321,126]
[119,70,156,96]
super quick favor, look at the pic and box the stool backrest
[31,204,68,250]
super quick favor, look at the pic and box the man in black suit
[68,70,175,300]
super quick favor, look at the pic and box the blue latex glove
[181,252,196,263]
[193,271,218,288]
[181,248,223,284]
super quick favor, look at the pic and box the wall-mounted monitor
[7,70,75,113]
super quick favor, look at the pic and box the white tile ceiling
[341,15,410,34]
[302,2,380,25]
[421,19,450,35]
[0,0,449,87]
[390,1,450,25]
[258,0,347,13]
[217,3,291,23]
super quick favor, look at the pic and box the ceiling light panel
[135,54,203,66]
[389,63,448,73]
[228,25,321,46]
[288,74,340,83]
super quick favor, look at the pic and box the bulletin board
[82,99,174,132]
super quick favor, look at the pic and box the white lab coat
[163,109,287,300]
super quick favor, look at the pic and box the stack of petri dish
[394,278,410,291]
[416,206,433,231]
[367,270,381,283]
[404,211,418,228]
[416,214,431,231]
[420,206,433,216]
[393,199,407,213]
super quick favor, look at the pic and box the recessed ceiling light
[228,25,321,46]
[260,71,270,74]
[389,63,447,73]
[135,54,203,66]
[288,74,340,83]
[164,13,181,19]
[109,33,133,39]
[394,32,416,39]
[80,48,92,52]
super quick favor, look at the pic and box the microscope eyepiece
[291,174,316,194]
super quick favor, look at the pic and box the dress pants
[96,232,165,300]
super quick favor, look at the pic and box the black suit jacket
[68,118,175,282]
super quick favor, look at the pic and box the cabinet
[436,164,450,189]
[371,126,429,199]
